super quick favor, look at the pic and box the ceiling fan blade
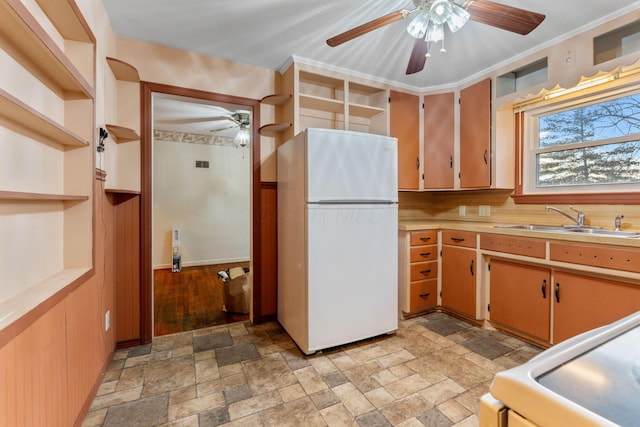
[156,116,238,125]
[209,124,238,133]
[406,39,429,75]
[327,9,411,47]
[467,0,545,35]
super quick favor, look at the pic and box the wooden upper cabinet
[460,78,491,188]
[390,90,420,190]
[424,92,454,189]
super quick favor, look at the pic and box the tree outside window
[534,93,640,188]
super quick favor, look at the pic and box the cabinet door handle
[541,279,547,299]
[420,237,431,242]
[449,155,453,169]
[420,252,431,257]
[470,259,474,276]
[420,269,432,275]
[419,293,431,298]
[555,282,560,303]
[451,237,465,243]
[483,150,488,164]
[416,157,420,170]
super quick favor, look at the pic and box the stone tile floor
[83,312,542,426]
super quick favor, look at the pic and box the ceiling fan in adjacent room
[326,0,545,75]
[207,109,251,147]
[155,102,252,147]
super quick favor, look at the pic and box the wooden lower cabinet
[399,230,438,316]
[410,279,438,312]
[441,245,476,318]
[552,271,640,343]
[489,259,551,342]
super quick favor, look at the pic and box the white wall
[153,138,250,268]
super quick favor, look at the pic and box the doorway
[141,83,262,342]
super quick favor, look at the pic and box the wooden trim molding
[141,82,263,342]
[512,192,640,205]
[512,109,639,205]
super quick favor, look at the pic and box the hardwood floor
[154,262,250,336]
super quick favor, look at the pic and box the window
[522,85,640,195]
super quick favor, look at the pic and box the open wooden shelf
[0,190,89,201]
[105,124,139,143]
[299,94,345,114]
[260,94,291,106]
[0,0,94,100]
[35,0,94,43]
[0,267,91,331]
[0,89,89,148]
[349,103,386,119]
[259,123,292,137]
[105,188,141,195]
[106,57,140,82]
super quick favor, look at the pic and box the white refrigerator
[277,128,398,355]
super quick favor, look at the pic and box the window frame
[513,79,640,205]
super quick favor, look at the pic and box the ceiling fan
[156,104,252,147]
[326,0,545,75]
[207,110,251,147]
[214,110,252,147]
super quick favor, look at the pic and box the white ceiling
[103,0,640,89]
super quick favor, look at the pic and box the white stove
[481,311,640,427]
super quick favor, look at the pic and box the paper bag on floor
[223,269,250,314]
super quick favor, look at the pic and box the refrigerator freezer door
[305,129,398,203]
[305,204,398,353]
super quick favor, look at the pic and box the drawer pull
[419,293,431,299]
[420,237,431,242]
[420,252,432,257]
[451,237,465,243]
[420,269,432,275]
[541,279,547,299]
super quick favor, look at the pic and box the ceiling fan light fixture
[234,125,250,147]
[406,11,430,39]
[424,20,444,42]
[446,3,470,33]
[429,0,452,25]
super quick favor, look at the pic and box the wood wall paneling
[3,302,71,426]
[260,182,278,318]
[110,194,141,345]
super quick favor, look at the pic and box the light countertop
[399,219,640,248]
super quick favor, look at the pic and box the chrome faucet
[615,214,624,231]
[545,205,585,227]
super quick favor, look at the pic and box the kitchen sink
[494,224,640,238]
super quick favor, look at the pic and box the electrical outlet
[479,205,491,217]
[459,205,466,216]
[105,310,110,331]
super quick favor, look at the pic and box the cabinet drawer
[442,230,476,248]
[410,230,437,246]
[481,234,546,258]
[410,261,437,281]
[549,241,640,273]
[410,245,437,262]
[410,279,437,311]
